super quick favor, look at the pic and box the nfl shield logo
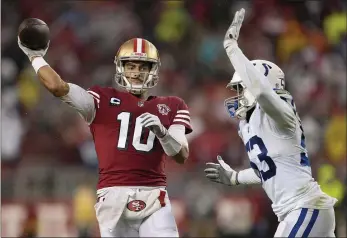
[157,104,171,115]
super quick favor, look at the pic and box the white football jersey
[238,95,337,221]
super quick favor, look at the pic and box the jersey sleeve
[227,47,296,130]
[171,97,193,134]
[86,85,102,110]
[59,83,96,124]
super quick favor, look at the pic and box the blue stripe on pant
[289,208,320,238]
[302,209,319,237]
[289,208,308,237]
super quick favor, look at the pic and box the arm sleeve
[168,124,188,148]
[171,98,193,134]
[227,47,296,129]
[59,83,97,125]
[158,124,188,157]
[237,168,262,185]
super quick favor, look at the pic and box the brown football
[18,18,50,50]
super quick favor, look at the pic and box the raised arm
[223,9,296,129]
[18,38,96,124]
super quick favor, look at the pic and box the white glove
[223,8,245,53]
[204,155,239,186]
[139,112,167,138]
[18,37,49,61]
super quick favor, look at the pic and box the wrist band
[32,57,49,73]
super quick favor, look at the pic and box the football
[18,18,50,50]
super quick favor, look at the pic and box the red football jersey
[87,86,192,189]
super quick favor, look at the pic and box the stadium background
[1,0,346,237]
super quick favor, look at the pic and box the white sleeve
[158,124,188,157]
[59,83,96,124]
[227,47,296,129]
[168,124,188,148]
[237,168,261,185]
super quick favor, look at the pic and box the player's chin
[129,78,144,85]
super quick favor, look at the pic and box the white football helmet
[225,60,285,119]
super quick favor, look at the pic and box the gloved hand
[204,155,239,186]
[139,112,167,138]
[223,8,245,53]
[18,37,49,61]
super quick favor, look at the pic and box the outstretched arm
[204,156,261,186]
[224,9,296,129]
[18,38,96,124]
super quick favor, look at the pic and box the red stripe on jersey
[142,39,146,53]
[133,39,138,52]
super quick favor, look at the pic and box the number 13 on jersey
[246,136,277,182]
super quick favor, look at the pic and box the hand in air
[17,37,49,61]
[224,8,245,52]
[139,112,167,138]
[204,155,239,186]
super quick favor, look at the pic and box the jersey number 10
[117,112,156,152]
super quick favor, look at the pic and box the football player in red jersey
[18,37,192,237]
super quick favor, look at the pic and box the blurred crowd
[1,0,346,237]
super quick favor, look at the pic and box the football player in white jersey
[204,8,338,237]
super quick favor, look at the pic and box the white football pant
[96,187,178,237]
[275,207,335,237]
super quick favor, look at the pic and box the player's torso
[90,87,176,188]
[239,105,307,167]
[238,105,333,218]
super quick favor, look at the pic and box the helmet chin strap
[236,107,248,119]
[235,88,256,119]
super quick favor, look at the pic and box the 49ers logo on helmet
[127,200,146,212]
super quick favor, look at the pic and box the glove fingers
[140,115,152,124]
[140,113,150,118]
[142,120,155,128]
[232,10,239,26]
[237,9,245,31]
[229,15,238,36]
[205,162,220,169]
[205,173,219,179]
[207,178,222,184]
[217,156,233,171]
[239,8,245,20]
[227,8,245,40]
[204,168,218,174]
